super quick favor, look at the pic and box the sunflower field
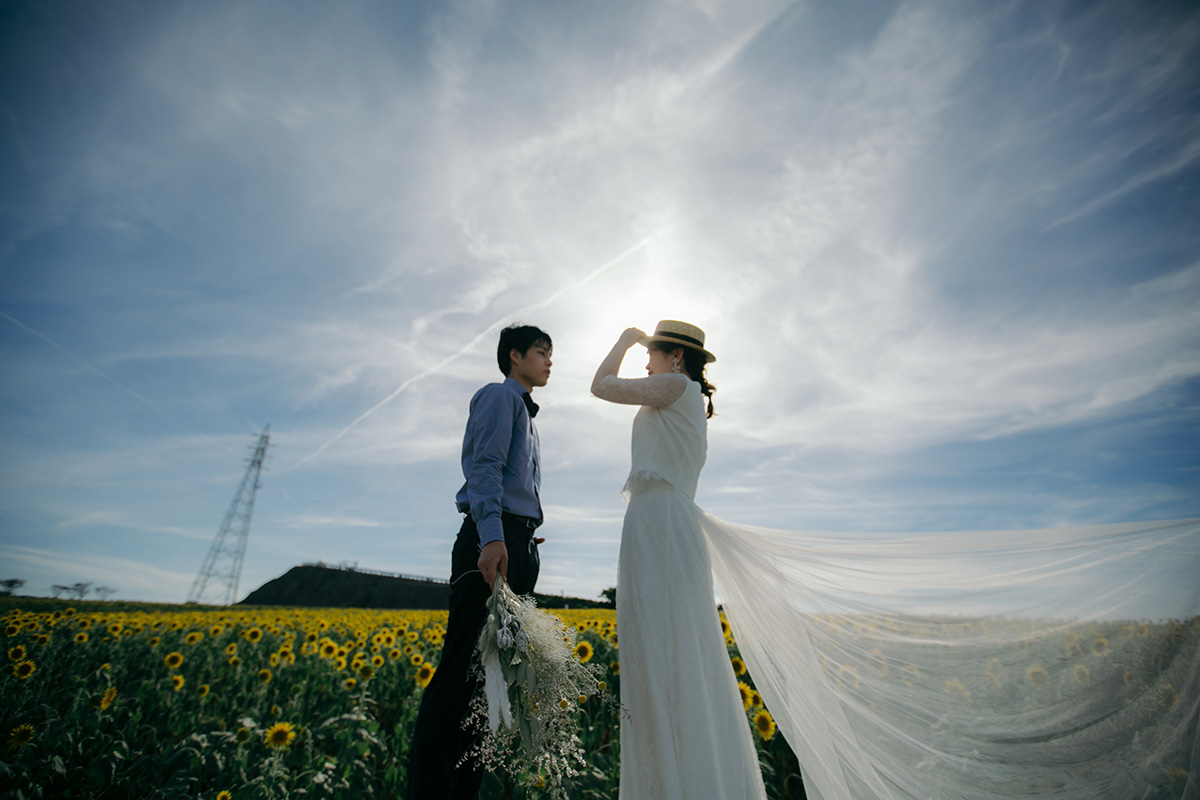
[0,598,801,800]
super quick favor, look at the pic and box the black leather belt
[501,512,541,530]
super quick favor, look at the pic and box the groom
[407,324,552,800]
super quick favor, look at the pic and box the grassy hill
[240,563,610,610]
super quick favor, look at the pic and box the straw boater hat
[639,320,716,363]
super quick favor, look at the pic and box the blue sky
[1,0,1197,605]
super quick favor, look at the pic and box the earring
[672,358,681,374]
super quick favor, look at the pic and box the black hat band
[656,331,704,348]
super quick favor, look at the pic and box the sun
[569,270,721,380]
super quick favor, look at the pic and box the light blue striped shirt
[455,377,542,546]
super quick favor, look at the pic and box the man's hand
[478,540,508,590]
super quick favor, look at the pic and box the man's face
[510,341,552,389]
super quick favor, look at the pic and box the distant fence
[301,561,449,585]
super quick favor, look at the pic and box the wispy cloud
[0,544,195,599]
[276,513,388,530]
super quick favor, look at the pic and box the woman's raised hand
[593,328,647,393]
[619,327,646,348]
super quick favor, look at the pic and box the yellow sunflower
[12,660,35,679]
[1026,663,1050,689]
[753,710,776,741]
[343,677,357,690]
[730,656,747,676]
[258,668,272,684]
[217,792,232,800]
[74,632,88,644]
[99,687,118,711]
[415,663,435,688]
[1073,664,1091,687]
[263,721,297,749]
[172,674,185,691]
[198,684,211,698]
[8,645,26,662]
[944,679,972,707]
[185,631,204,645]
[573,641,593,663]
[410,653,424,666]
[836,665,861,689]
[737,681,753,710]
[8,723,34,750]
[164,652,184,669]
[243,627,263,643]
[1160,683,1179,712]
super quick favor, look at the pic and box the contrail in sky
[290,224,677,471]
[1,310,243,459]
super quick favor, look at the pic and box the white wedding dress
[595,374,1200,800]
[595,373,767,800]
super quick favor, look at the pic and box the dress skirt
[616,483,768,800]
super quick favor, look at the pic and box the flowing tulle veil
[697,512,1200,800]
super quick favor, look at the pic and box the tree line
[0,579,118,600]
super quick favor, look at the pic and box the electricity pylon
[187,426,270,605]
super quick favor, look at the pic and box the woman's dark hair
[649,342,716,418]
[497,325,553,376]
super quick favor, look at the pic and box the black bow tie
[522,392,539,419]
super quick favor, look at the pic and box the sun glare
[573,271,720,378]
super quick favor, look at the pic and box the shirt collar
[503,378,539,418]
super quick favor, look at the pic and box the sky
[1,0,1197,606]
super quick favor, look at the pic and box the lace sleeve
[592,373,690,407]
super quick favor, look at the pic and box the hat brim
[638,334,716,363]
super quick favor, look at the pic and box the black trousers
[406,514,541,800]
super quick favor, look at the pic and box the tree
[0,578,25,597]
[95,586,117,601]
[51,584,69,599]
[69,582,93,601]
[599,586,616,608]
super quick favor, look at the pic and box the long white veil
[698,513,1200,800]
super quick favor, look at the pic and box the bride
[592,321,768,799]
[592,321,1200,800]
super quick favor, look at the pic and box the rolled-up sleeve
[465,387,516,546]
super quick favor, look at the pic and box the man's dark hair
[497,325,553,376]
